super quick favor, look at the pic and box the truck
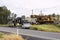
[8,17,31,28]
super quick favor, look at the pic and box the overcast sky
[0,0,60,17]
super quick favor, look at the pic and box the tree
[0,6,11,24]
[21,15,25,19]
[52,13,55,17]
[10,13,17,21]
[13,13,17,21]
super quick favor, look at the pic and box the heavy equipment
[30,15,54,24]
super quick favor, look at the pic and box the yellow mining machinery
[31,15,54,24]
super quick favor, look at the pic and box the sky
[0,0,60,17]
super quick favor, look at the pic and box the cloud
[0,0,60,17]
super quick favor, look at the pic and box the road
[0,27,60,40]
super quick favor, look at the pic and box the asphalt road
[0,27,60,40]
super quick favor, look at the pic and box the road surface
[0,27,60,40]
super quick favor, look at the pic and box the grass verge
[0,24,8,27]
[30,24,60,32]
[0,32,24,40]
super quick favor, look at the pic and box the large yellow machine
[31,15,54,24]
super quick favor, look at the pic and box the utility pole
[40,10,42,16]
[32,10,33,15]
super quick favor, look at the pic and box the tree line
[0,6,17,24]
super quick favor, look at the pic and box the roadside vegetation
[0,24,8,27]
[30,24,60,32]
[0,6,17,24]
[0,24,60,33]
[0,23,21,27]
[0,32,24,40]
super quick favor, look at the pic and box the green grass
[30,24,60,32]
[0,24,8,26]
[0,32,4,38]
[0,23,14,27]
[0,23,21,27]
